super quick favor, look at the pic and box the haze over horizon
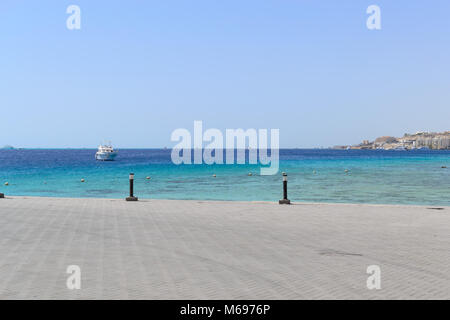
[1,1,449,148]
[2,129,449,150]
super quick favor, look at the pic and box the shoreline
[2,195,449,209]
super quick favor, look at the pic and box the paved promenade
[0,196,449,299]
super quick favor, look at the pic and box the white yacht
[95,144,118,161]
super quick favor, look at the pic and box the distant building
[344,131,449,150]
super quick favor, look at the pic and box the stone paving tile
[0,196,449,299]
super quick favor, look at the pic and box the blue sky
[0,0,449,148]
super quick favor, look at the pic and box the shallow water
[0,149,449,206]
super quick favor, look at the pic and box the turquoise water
[0,149,449,206]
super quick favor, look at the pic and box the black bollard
[126,173,138,201]
[279,172,291,204]
[0,193,4,199]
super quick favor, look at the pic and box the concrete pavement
[0,196,449,299]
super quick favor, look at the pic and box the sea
[0,149,449,206]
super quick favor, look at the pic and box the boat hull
[95,152,117,161]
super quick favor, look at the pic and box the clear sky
[1,0,449,148]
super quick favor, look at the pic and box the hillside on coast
[334,131,450,150]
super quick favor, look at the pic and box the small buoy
[212,174,216,178]
[80,179,85,183]
[248,173,252,176]
[4,182,9,186]
[146,176,151,180]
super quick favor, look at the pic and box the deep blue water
[0,149,449,206]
